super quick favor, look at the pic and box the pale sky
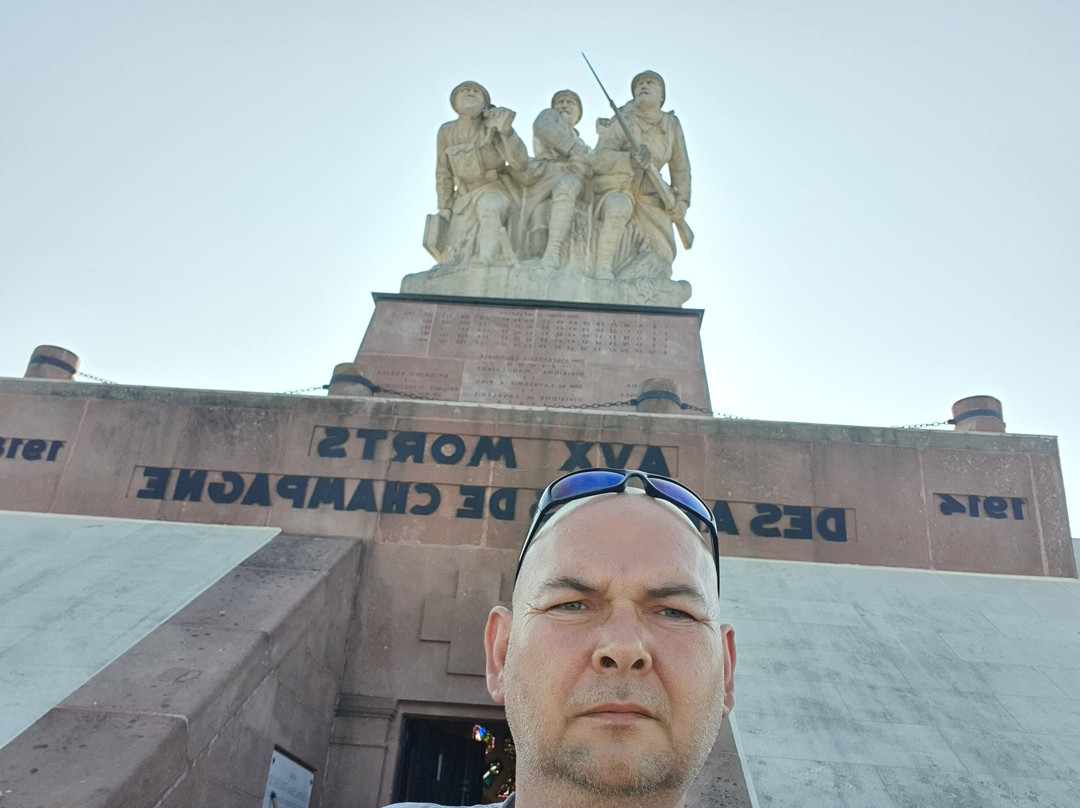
[2,1,1078,535]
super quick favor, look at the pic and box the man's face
[454,84,486,115]
[633,75,663,106]
[485,493,735,800]
[553,95,581,125]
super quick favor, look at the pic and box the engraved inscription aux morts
[402,71,696,307]
[127,427,853,543]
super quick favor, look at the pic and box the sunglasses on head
[516,468,720,593]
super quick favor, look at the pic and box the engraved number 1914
[936,493,1024,520]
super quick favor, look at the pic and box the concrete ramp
[725,557,1080,807]
[0,511,278,747]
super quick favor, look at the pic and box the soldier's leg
[476,190,509,266]
[594,193,633,279]
[541,175,583,269]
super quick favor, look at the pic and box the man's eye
[552,601,585,612]
[659,607,694,620]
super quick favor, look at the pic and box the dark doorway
[392,716,515,805]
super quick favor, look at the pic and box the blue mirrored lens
[549,470,626,500]
[649,478,712,523]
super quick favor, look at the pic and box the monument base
[400,261,692,308]
[355,293,711,410]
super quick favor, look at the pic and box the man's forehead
[523,491,713,569]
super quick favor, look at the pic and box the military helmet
[550,89,583,126]
[450,81,491,113]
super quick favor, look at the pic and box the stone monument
[403,69,696,307]
[1,64,1076,808]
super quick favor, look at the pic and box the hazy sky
[2,1,1078,532]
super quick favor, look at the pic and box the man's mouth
[581,702,656,722]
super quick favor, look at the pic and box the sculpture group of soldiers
[427,71,691,281]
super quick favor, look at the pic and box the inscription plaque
[356,295,710,410]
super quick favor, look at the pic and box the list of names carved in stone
[420,306,691,365]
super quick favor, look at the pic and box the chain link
[546,398,637,410]
[366,384,449,401]
[75,371,118,385]
[281,385,328,395]
[893,420,950,429]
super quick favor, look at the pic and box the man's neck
[633,102,663,124]
[511,780,685,808]
[458,111,485,129]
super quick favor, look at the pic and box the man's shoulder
[658,109,683,130]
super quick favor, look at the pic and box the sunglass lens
[649,478,712,523]
[549,470,627,501]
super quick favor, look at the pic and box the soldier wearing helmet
[526,89,592,269]
[591,70,691,279]
[434,81,529,267]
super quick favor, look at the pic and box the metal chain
[68,370,941,429]
[367,384,449,401]
[547,398,637,410]
[319,374,728,414]
[75,371,117,385]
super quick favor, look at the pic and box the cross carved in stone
[420,568,504,676]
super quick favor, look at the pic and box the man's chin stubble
[540,743,685,799]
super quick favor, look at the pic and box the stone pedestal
[354,293,712,412]
[400,263,693,308]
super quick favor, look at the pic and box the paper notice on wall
[262,749,314,808]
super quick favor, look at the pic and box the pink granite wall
[0,381,1069,579]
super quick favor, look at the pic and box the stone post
[24,345,79,380]
[951,395,1005,433]
[635,378,683,414]
[327,363,375,397]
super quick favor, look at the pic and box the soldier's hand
[668,200,688,222]
[631,144,651,169]
[571,157,593,178]
[569,141,591,159]
[439,208,452,221]
[486,106,515,136]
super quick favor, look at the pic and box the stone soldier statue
[528,90,592,269]
[433,81,529,267]
[591,71,691,279]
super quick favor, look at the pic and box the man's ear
[721,623,736,718]
[485,605,513,704]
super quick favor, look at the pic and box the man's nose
[592,606,652,673]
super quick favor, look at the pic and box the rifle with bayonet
[583,53,694,250]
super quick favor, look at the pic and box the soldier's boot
[540,199,574,269]
[475,192,508,267]
[593,194,632,279]
[594,216,627,279]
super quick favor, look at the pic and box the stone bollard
[635,378,683,414]
[950,395,1005,433]
[327,363,375,397]
[24,345,80,380]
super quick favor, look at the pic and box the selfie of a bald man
[383,469,736,808]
